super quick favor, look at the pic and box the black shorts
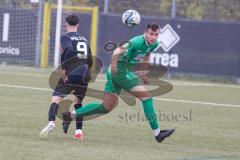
[52,79,88,100]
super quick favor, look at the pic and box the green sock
[142,98,159,130]
[75,103,109,117]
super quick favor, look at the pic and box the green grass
[0,66,240,160]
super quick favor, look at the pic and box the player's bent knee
[103,100,118,111]
[130,86,151,101]
[103,103,117,111]
[51,96,64,104]
[102,93,119,111]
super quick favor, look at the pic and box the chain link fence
[175,0,240,22]
[1,0,240,23]
[0,0,42,66]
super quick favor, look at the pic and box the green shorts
[104,67,140,95]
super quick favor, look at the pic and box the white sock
[75,129,82,134]
[154,128,160,136]
[71,110,76,115]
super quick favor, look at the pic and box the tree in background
[159,0,172,17]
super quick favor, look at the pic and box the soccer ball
[122,9,141,28]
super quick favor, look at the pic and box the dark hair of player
[65,14,79,26]
[146,23,160,31]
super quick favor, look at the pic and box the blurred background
[1,0,240,22]
[0,1,240,160]
[0,0,240,81]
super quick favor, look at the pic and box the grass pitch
[0,66,239,160]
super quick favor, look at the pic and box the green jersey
[104,35,159,95]
[117,35,159,72]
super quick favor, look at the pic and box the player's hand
[111,64,117,74]
[63,75,68,83]
[141,75,149,85]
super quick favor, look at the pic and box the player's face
[145,28,160,44]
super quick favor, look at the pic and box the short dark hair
[146,23,160,31]
[65,14,79,26]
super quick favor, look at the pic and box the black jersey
[61,32,93,82]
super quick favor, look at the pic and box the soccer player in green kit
[62,23,175,142]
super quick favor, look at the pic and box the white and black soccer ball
[122,9,141,28]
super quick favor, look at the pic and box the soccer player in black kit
[40,15,93,140]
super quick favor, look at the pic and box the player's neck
[67,27,78,33]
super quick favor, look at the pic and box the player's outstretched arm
[110,46,126,74]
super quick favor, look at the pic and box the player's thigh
[114,71,151,100]
[114,71,140,92]
[52,79,73,98]
[130,85,151,101]
[105,68,122,95]
[73,84,88,103]
[102,92,119,111]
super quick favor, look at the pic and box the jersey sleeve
[60,36,72,50]
[123,37,138,59]
[60,36,73,69]
[126,37,138,51]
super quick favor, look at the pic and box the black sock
[74,104,83,130]
[48,103,59,121]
